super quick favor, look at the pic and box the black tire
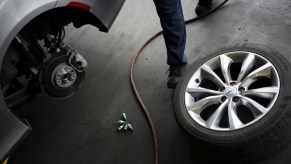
[174,43,291,163]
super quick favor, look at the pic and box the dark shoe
[167,64,187,89]
[195,0,213,16]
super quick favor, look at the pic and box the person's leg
[153,0,187,88]
[195,0,214,16]
[153,0,187,66]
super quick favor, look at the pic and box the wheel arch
[44,6,108,31]
[0,0,57,116]
[0,1,53,160]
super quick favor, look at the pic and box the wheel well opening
[22,7,107,40]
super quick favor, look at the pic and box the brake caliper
[67,50,88,73]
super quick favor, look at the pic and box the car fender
[0,0,57,79]
[0,110,32,162]
[0,0,56,161]
[55,0,125,32]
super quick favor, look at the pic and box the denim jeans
[153,0,187,65]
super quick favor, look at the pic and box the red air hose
[130,1,229,164]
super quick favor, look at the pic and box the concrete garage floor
[9,0,291,163]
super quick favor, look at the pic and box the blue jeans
[153,0,187,65]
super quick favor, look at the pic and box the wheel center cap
[224,87,237,98]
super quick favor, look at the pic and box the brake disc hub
[40,49,86,98]
[54,64,77,88]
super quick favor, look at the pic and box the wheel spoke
[186,87,222,97]
[241,96,268,117]
[244,86,279,99]
[206,100,228,129]
[184,51,280,131]
[201,65,225,87]
[228,100,244,130]
[219,54,233,84]
[187,95,222,115]
[240,63,273,87]
[237,53,255,82]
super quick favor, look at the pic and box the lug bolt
[230,82,236,86]
[195,79,200,84]
[117,113,133,131]
[118,120,126,124]
[118,124,125,131]
[122,113,127,120]
[221,96,227,102]
[239,87,245,92]
[220,87,225,92]
[233,97,240,103]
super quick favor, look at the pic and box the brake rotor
[40,55,85,98]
